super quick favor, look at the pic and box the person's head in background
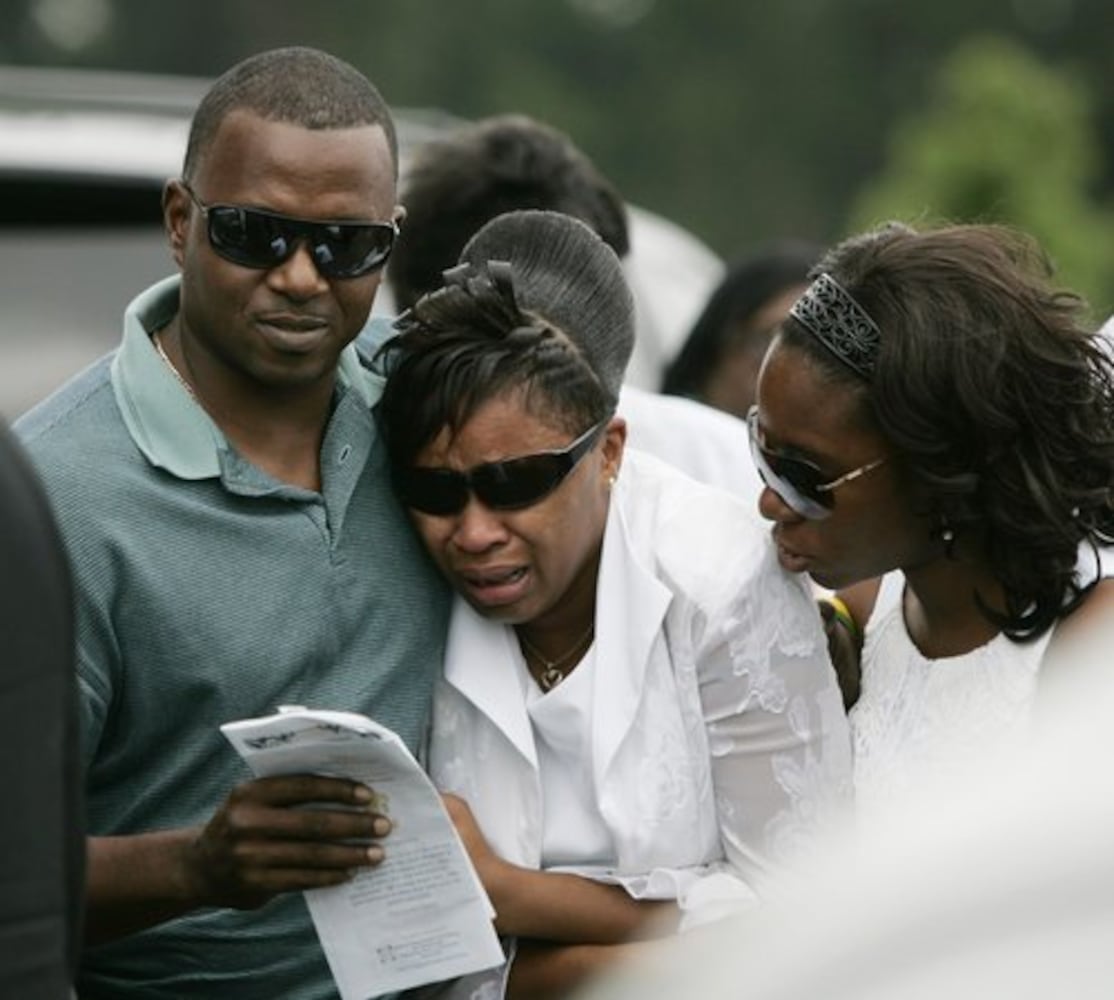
[662,241,821,419]
[387,113,629,313]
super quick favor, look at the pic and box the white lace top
[850,572,1053,821]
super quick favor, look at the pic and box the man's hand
[86,774,392,943]
[187,774,393,909]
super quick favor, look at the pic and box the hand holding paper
[188,771,390,909]
[221,707,504,1000]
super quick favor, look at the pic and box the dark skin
[86,110,403,944]
[442,794,676,1000]
[757,337,1114,705]
[414,401,679,997]
[819,591,868,710]
[160,111,402,491]
[88,778,390,943]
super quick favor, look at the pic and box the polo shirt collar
[111,275,384,481]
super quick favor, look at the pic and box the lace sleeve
[683,539,853,925]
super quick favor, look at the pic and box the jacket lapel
[591,487,673,791]
[442,600,539,769]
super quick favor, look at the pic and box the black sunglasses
[182,183,397,279]
[747,406,886,520]
[397,420,608,516]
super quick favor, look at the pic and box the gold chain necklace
[517,621,595,692]
[153,331,197,400]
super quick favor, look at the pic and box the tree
[848,35,1114,319]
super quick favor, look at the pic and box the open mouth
[456,565,530,609]
[462,566,527,588]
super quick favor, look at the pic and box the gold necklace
[153,331,197,400]
[517,621,595,692]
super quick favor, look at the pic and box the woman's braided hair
[376,210,634,471]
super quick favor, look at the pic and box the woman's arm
[691,550,854,920]
[506,939,653,1000]
[442,793,677,943]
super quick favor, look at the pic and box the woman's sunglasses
[182,183,397,279]
[747,406,886,520]
[397,420,607,516]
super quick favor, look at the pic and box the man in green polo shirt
[17,47,449,999]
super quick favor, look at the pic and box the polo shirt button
[338,444,352,465]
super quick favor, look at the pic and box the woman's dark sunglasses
[182,183,397,279]
[747,406,886,520]
[397,420,607,516]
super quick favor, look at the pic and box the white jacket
[425,450,852,995]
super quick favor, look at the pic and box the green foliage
[849,36,1114,319]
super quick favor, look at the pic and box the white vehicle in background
[0,65,722,418]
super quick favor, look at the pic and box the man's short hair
[388,114,629,312]
[182,46,398,182]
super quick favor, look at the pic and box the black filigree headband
[789,273,880,379]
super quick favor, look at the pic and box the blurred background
[3,0,1114,414]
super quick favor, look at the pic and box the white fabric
[851,548,1113,824]
[621,206,725,391]
[429,450,852,981]
[617,384,761,504]
[1098,313,1114,346]
[523,648,616,869]
[850,572,1050,823]
[580,620,1114,1000]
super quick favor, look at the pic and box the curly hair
[182,47,398,182]
[780,221,1114,638]
[376,210,627,473]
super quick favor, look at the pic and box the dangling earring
[936,513,955,556]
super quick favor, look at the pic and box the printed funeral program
[221,707,504,1000]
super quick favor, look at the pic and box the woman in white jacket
[376,210,851,998]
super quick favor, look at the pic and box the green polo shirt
[17,277,450,1000]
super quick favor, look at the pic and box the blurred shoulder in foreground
[580,607,1114,1000]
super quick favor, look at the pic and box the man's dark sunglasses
[397,420,608,516]
[182,183,398,279]
[747,406,885,520]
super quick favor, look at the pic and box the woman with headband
[376,210,851,998]
[750,221,1114,819]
